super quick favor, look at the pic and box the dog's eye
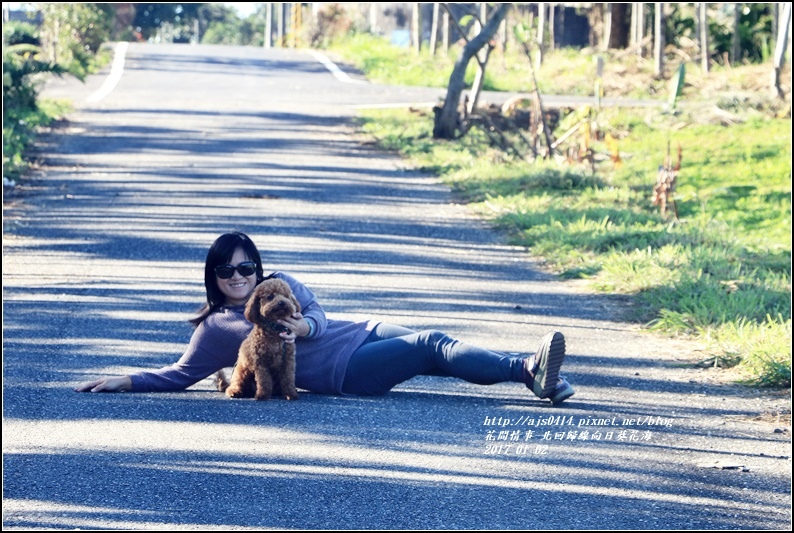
[266,294,275,301]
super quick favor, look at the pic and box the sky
[223,2,258,18]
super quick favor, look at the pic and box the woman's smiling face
[216,247,258,306]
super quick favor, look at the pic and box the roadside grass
[341,37,792,388]
[3,97,72,181]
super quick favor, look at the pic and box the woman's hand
[74,375,132,393]
[278,312,310,343]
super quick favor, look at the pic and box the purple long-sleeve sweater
[129,272,379,395]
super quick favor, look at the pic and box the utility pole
[291,3,301,48]
[278,3,285,47]
[369,3,378,34]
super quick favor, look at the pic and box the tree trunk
[632,3,645,57]
[609,2,630,48]
[442,9,449,51]
[654,3,665,77]
[587,4,604,49]
[499,9,508,51]
[467,3,492,114]
[731,3,741,65]
[467,44,492,114]
[478,2,488,63]
[699,2,709,73]
[433,3,512,139]
[412,3,420,54]
[772,2,792,98]
[536,2,545,70]
[602,3,612,51]
[265,3,272,48]
[430,3,439,55]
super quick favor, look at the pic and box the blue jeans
[342,323,527,396]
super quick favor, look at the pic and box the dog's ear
[244,289,261,323]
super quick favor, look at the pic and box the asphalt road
[3,43,791,530]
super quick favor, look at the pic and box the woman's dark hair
[189,232,265,326]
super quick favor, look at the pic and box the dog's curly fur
[222,278,301,401]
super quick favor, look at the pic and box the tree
[198,3,249,45]
[433,3,512,139]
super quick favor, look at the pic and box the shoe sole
[532,331,566,399]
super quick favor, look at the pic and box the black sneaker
[524,331,566,399]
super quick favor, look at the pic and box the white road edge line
[86,41,129,103]
[307,50,442,108]
[307,50,367,84]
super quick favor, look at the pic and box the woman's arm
[75,308,249,393]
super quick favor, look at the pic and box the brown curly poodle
[223,277,301,401]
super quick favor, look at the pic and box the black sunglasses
[214,261,257,279]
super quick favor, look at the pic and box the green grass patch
[3,98,72,181]
[328,33,467,88]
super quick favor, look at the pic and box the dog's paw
[283,391,299,401]
[215,371,230,392]
[226,386,245,398]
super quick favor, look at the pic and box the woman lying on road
[75,231,575,404]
